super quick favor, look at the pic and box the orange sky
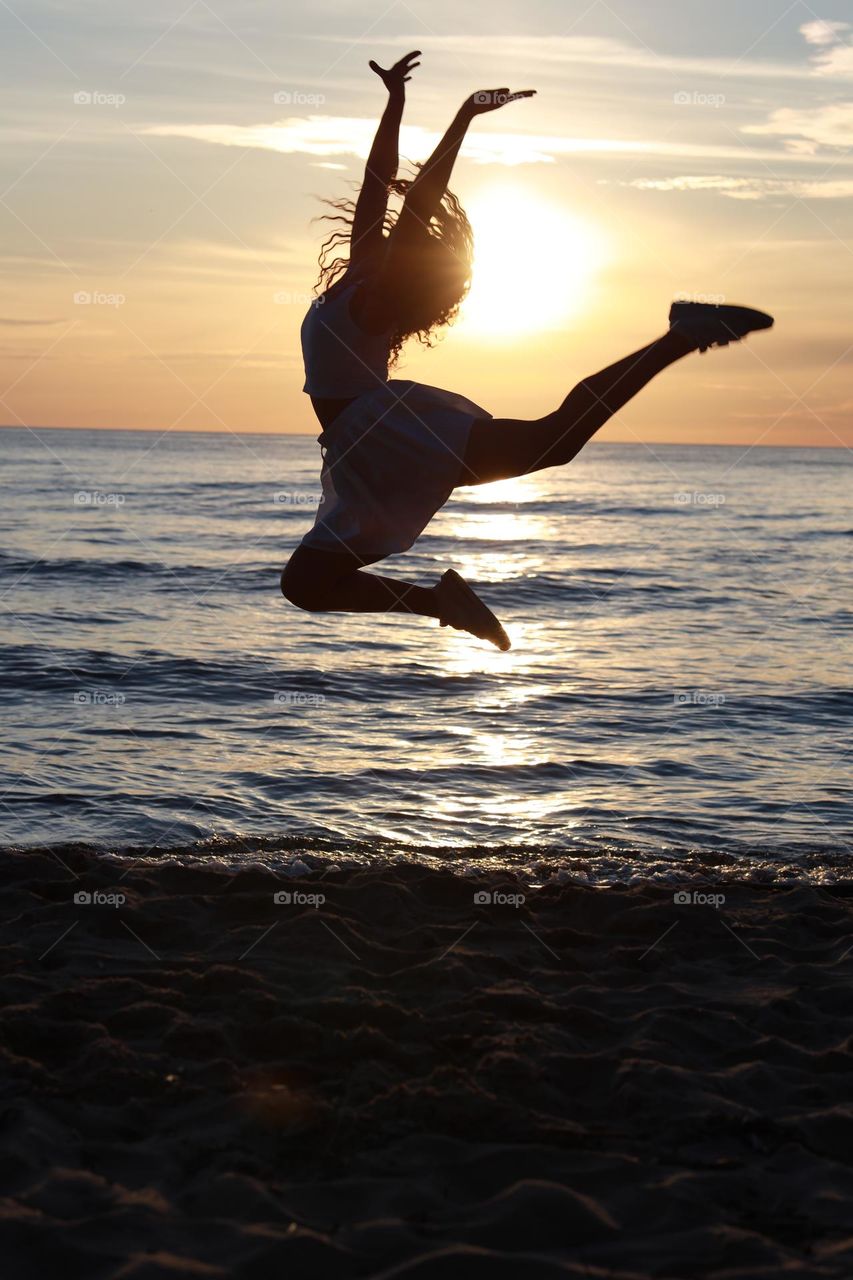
[2,2,852,448]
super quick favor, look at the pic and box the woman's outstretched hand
[369,50,421,96]
[462,88,536,117]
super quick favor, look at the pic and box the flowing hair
[314,171,474,368]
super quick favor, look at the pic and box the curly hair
[314,173,474,368]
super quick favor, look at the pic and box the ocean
[1,426,850,883]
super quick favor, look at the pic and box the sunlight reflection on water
[1,429,851,882]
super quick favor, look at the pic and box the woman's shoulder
[320,269,366,306]
[346,262,395,336]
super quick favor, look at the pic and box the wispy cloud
[743,102,853,154]
[311,32,853,83]
[145,116,636,166]
[800,19,853,75]
[617,174,853,200]
[0,316,66,326]
[145,115,853,170]
[801,19,851,47]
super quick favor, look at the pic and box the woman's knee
[280,551,331,611]
[280,545,362,611]
[563,377,603,417]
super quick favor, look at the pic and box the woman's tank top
[301,275,391,397]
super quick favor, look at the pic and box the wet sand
[3,844,853,1278]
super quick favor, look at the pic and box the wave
[1,642,850,714]
[3,829,851,885]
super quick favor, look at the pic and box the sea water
[1,427,850,883]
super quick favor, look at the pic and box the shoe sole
[440,570,511,652]
[670,302,774,349]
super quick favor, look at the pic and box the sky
[1,0,852,446]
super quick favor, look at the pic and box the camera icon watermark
[273,491,322,507]
[673,889,725,909]
[73,689,126,706]
[273,692,325,707]
[73,290,126,308]
[473,889,525,908]
[473,90,511,106]
[74,490,126,507]
[673,491,725,506]
[673,690,726,708]
[273,89,326,107]
[272,290,325,307]
[73,889,126,907]
[73,90,126,108]
[273,890,325,907]
[673,90,725,108]
[674,291,726,306]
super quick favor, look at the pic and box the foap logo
[273,290,325,307]
[73,689,126,706]
[73,90,126,107]
[73,290,126,308]
[474,889,526,908]
[273,89,326,106]
[673,889,725,909]
[673,491,726,506]
[273,692,325,707]
[673,90,726,108]
[273,491,322,507]
[674,292,726,306]
[74,889,126,907]
[673,690,725,708]
[473,90,512,107]
[273,890,325,908]
[74,490,126,507]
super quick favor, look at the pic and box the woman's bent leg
[460,328,695,485]
[281,544,441,618]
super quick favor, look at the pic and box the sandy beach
[3,843,852,1278]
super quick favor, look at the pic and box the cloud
[145,116,592,166]
[618,174,853,200]
[738,27,853,158]
[313,32,851,83]
[0,317,66,326]
[145,116,852,170]
[801,20,851,47]
[743,102,853,154]
[800,19,853,76]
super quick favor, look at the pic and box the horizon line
[1,423,848,451]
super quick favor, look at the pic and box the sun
[458,186,606,339]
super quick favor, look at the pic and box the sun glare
[459,187,606,339]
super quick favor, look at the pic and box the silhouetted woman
[281,51,773,649]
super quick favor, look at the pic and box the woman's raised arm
[349,51,421,268]
[392,88,536,240]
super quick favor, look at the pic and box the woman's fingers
[371,50,421,85]
[393,50,421,72]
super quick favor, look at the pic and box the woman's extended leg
[281,545,441,618]
[459,328,695,485]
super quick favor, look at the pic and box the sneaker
[436,569,511,652]
[669,301,774,353]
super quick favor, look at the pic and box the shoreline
[3,833,851,889]
[4,844,853,1277]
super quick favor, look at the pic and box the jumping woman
[281,51,773,650]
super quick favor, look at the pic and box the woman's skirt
[299,379,491,560]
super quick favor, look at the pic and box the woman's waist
[310,395,359,432]
[310,378,404,434]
